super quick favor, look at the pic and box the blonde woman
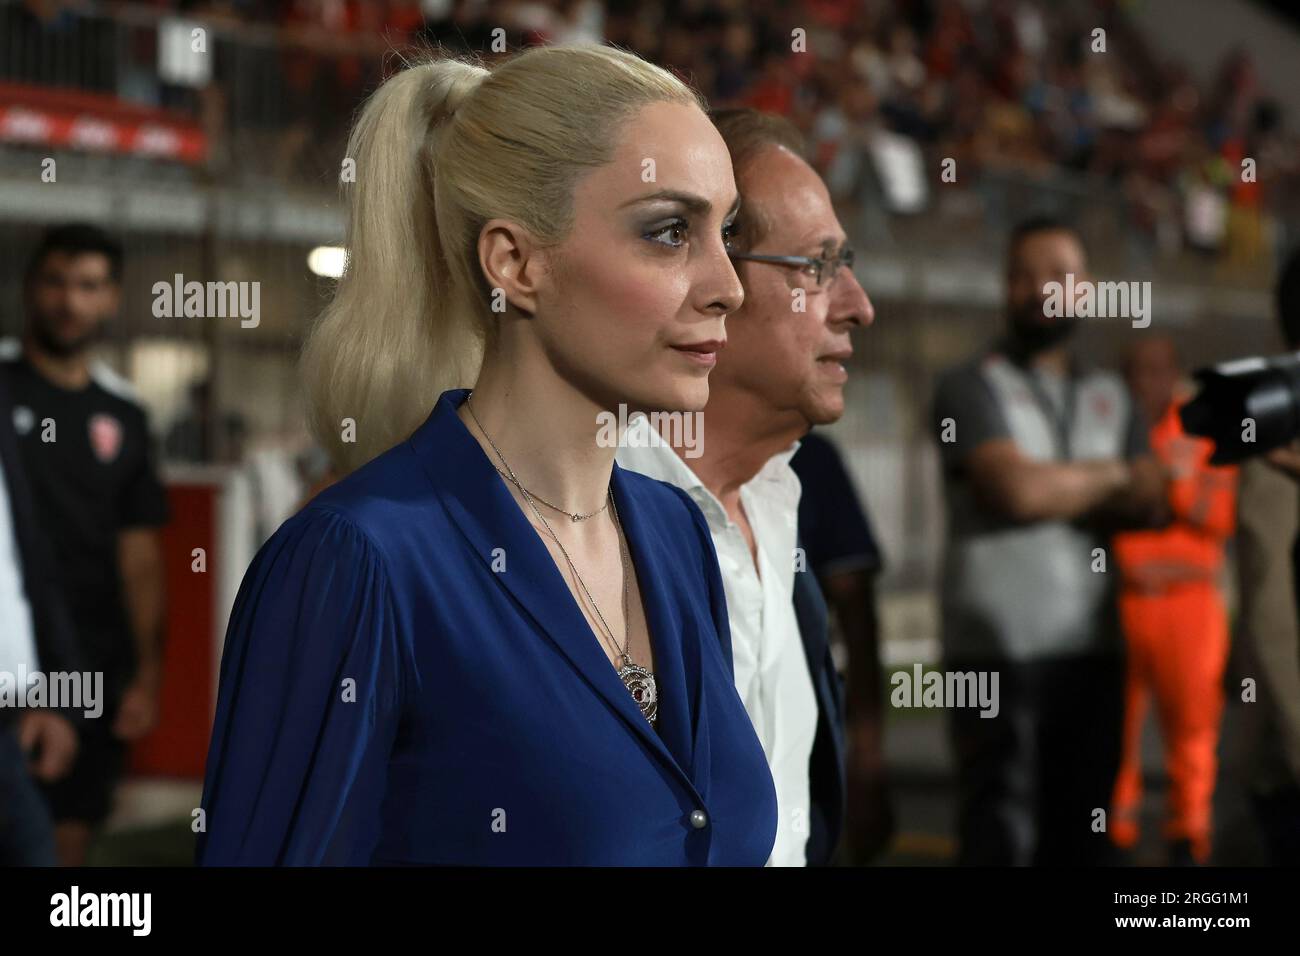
[196,46,777,865]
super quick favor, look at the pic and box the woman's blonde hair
[302,45,706,473]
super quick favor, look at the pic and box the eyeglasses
[727,246,855,290]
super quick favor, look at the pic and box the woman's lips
[671,339,725,367]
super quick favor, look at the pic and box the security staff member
[932,216,1166,865]
[3,224,170,865]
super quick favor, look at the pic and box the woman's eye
[646,219,688,247]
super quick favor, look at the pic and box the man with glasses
[617,108,874,865]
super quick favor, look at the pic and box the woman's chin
[610,371,710,416]
[656,376,710,414]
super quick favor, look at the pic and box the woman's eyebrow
[622,190,743,218]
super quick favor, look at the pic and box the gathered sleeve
[196,506,407,865]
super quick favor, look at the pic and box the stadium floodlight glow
[307,246,347,279]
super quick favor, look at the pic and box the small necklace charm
[618,655,658,724]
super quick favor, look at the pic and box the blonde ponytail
[302,46,704,474]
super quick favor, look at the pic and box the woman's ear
[478,219,544,318]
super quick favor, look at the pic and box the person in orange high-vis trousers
[1111,338,1237,864]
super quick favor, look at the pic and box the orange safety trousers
[1109,584,1230,860]
[1110,402,1236,862]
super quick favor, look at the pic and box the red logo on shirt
[1091,391,1115,422]
[88,413,123,463]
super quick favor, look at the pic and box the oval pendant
[618,662,658,723]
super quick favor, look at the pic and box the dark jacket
[793,540,847,865]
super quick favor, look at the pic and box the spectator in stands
[0,0,114,91]
[6,0,1297,246]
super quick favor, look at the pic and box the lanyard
[1021,367,1076,461]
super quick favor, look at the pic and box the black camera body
[1180,351,1300,464]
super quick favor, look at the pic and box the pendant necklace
[465,394,658,723]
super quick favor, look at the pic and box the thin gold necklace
[488,464,609,522]
[465,393,658,723]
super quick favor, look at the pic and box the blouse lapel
[609,461,699,778]
[407,390,702,797]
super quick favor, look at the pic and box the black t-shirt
[1,356,169,672]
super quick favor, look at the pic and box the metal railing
[0,0,386,186]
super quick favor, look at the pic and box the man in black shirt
[3,224,170,865]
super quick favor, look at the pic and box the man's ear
[478,219,547,318]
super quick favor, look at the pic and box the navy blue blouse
[196,388,778,865]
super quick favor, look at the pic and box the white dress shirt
[616,415,819,866]
[0,456,40,680]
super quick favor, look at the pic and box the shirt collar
[615,414,802,529]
